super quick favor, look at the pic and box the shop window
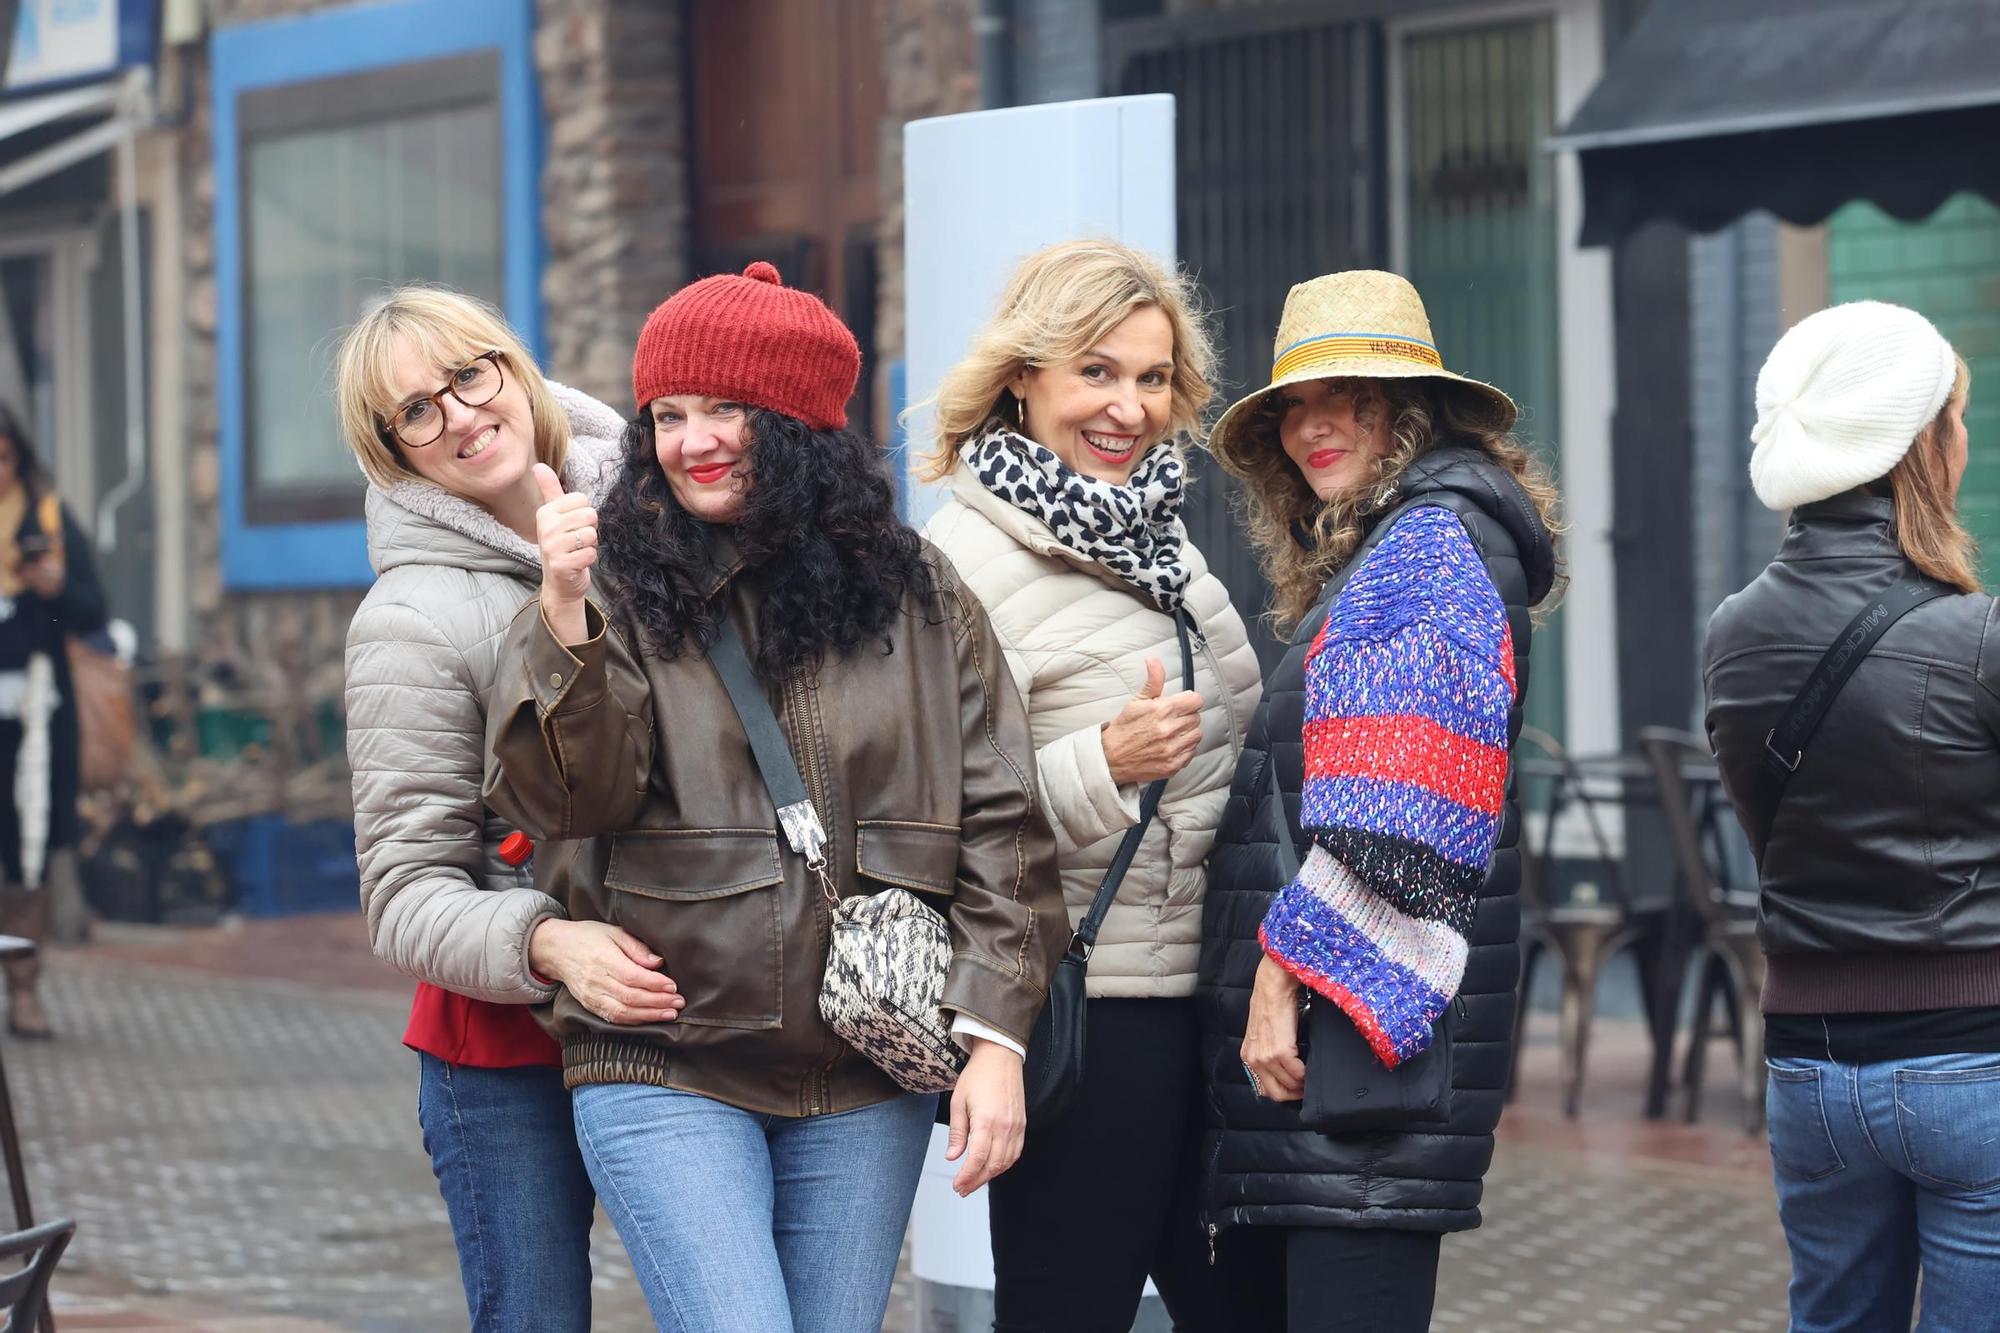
[211,0,539,589]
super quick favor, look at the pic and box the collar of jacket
[1781,488,1899,561]
[946,456,1149,593]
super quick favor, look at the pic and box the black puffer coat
[1198,445,1556,1235]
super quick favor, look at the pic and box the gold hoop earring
[1015,394,1030,434]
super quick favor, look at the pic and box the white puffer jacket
[346,385,626,1004]
[923,459,1263,997]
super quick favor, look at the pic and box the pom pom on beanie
[1749,301,1957,511]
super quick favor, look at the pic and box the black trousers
[1217,1224,1443,1333]
[988,997,1227,1333]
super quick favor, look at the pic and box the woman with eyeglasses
[335,287,675,1331]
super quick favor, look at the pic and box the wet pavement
[14,915,1787,1331]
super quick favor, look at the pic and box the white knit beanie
[1749,301,1957,511]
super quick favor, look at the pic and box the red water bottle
[499,831,534,887]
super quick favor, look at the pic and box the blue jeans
[572,1083,933,1333]
[416,1055,595,1332]
[1767,1052,2000,1331]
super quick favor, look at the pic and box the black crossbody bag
[1736,574,1950,859]
[1261,755,1452,1132]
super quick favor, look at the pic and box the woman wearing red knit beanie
[486,262,1065,1333]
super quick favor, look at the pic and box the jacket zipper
[785,671,842,1116]
[1202,1129,1226,1264]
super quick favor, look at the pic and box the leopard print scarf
[963,423,1194,614]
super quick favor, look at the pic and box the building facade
[1,0,1992,809]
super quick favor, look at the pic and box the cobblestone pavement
[11,919,1789,1332]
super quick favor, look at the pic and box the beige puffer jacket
[923,459,1263,997]
[346,385,626,1004]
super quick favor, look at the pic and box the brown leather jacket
[483,553,1065,1116]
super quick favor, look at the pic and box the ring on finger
[571,529,585,551]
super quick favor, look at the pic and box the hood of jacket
[365,381,627,579]
[1387,443,1557,607]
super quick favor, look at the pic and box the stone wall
[534,0,690,408]
[874,0,981,441]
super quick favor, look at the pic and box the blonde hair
[334,285,569,493]
[915,238,1215,481]
[1222,377,1566,635]
[1886,353,1977,592]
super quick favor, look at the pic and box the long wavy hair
[1225,377,1566,635]
[915,238,1215,479]
[1885,353,1976,592]
[597,408,936,678]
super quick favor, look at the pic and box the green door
[1405,18,1566,738]
[1829,194,2000,569]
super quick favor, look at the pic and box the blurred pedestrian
[0,404,108,1040]
[918,238,1262,1332]
[335,288,655,1332]
[484,261,1065,1333]
[1705,301,1990,1332]
[1199,271,1559,1332]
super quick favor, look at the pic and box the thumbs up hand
[1101,653,1205,786]
[534,463,597,642]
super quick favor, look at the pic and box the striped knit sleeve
[1258,505,1517,1068]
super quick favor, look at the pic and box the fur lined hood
[365,381,627,577]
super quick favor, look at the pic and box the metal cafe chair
[1509,727,1649,1117]
[1637,728,1767,1134]
[0,1219,73,1333]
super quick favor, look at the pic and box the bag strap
[1265,751,1300,882]
[1069,611,1196,959]
[709,617,829,869]
[1741,573,1951,854]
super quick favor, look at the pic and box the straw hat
[1208,270,1516,473]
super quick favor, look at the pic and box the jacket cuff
[527,600,611,716]
[950,1011,1027,1059]
[941,951,1047,1051]
[518,909,563,1001]
[1037,723,1141,850]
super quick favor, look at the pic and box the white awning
[0,69,149,199]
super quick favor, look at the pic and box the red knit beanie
[630,261,860,431]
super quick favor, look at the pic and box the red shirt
[403,982,561,1068]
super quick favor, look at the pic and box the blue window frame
[211,0,542,589]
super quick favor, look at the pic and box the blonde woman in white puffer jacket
[920,239,1262,1333]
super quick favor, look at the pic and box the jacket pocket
[855,820,960,903]
[605,829,784,1030]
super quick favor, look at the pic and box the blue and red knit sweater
[1260,505,1516,1069]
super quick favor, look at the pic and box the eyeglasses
[382,352,507,449]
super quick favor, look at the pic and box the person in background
[918,237,1262,1332]
[336,288,669,1331]
[1705,301,1991,1332]
[1199,271,1559,1332]
[0,404,108,1040]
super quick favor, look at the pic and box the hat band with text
[1269,332,1444,383]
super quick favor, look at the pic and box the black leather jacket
[1199,446,1555,1235]
[1704,491,2000,1013]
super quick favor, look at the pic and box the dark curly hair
[596,408,937,678]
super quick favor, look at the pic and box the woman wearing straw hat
[919,238,1263,1331]
[1197,270,1559,1331]
[1705,304,1991,1332]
